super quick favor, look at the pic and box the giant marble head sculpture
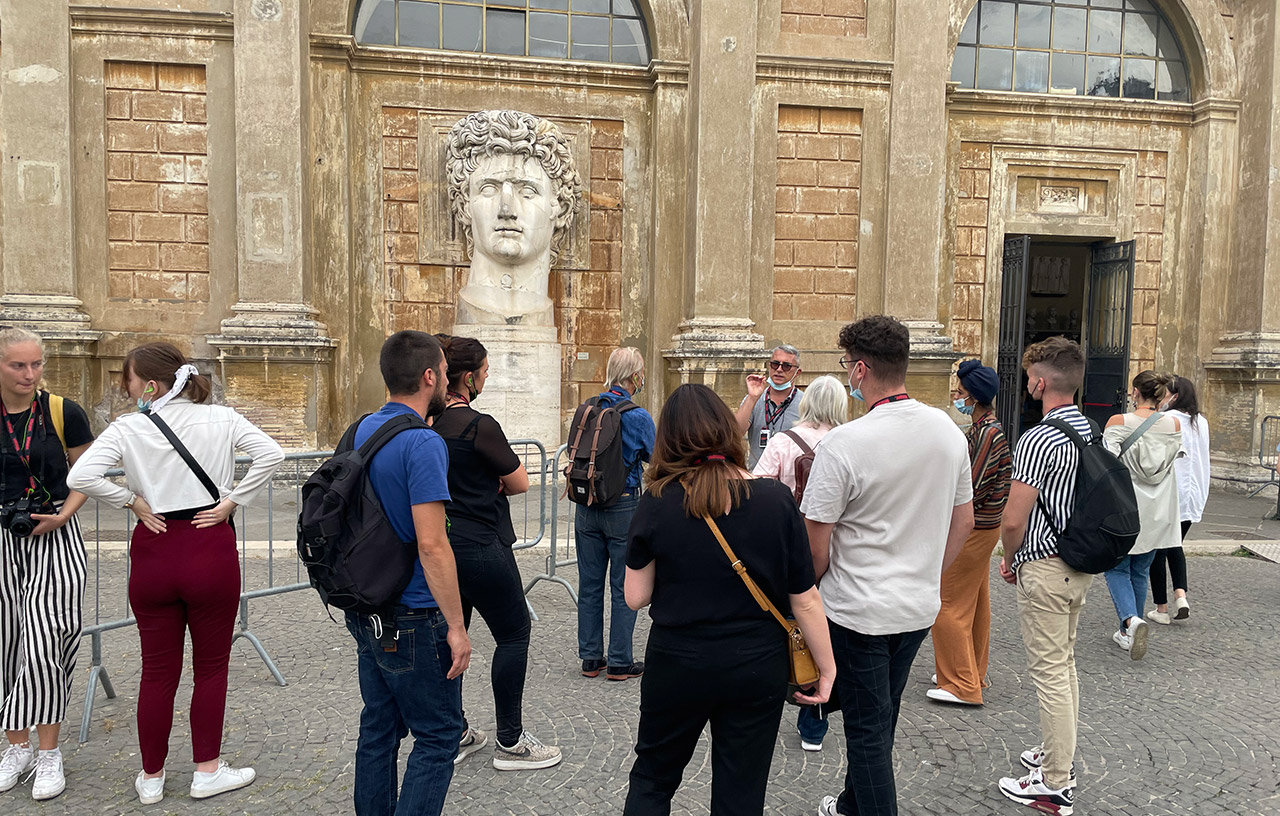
[446,110,584,326]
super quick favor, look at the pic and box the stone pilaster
[883,0,957,395]
[1205,5,1280,489]
[208,0,334,447]
[663,0,768,396]
[0,0,100,388]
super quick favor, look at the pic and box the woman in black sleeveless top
[431,335,561,771]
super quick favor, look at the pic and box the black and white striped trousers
[0,512,87,731]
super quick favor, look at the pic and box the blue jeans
[576,496,639,667]
[345,609,463,816]
[797,705,829,745]
[829,622,930,816]
[1104,551,1157,624]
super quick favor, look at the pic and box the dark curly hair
[838,315,910,383]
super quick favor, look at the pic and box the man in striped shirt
[996,337,1092,816]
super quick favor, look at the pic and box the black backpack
[564,395,641,507]
[1035,417,1141,574]
[297,413,428,616]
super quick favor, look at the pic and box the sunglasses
[767,361,797,372]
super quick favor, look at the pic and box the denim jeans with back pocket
[345,608,463,816]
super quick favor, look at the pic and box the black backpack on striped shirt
[1035,418,1140,574]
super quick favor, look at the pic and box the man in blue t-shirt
[345,330,471,816]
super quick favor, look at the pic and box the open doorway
[996,235,1136,444]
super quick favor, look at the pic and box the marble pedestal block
[458,323,562,450]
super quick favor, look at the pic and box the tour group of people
[0,314,1211,816]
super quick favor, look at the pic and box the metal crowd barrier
[523,444,579,607]
[77,440,551,743]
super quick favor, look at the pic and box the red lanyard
[870,393,910,410]
[764,387,797,429]
[1,397,39,492]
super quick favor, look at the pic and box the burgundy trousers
[128,519,240,774]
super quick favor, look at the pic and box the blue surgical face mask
[136,384,155,413]
[849,364,864,402]
[769,377,795,391]
[954,398,974,416]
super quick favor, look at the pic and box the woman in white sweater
[1101,371,1183,661]
[1147,375,1209,624]
[67,343,283,807]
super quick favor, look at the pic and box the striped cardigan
[968,411,1012,530]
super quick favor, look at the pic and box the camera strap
[1,397,40,493]
[145,413,221,503]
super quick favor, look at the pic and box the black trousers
[453,542,531,747]
[623,621,788,816]
[829,621,930,816]
[1150,519,1192,605]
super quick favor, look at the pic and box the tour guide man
[735,344,804,469]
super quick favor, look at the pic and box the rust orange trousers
[932,526,1001,704]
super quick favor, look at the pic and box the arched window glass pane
[352,0,651,65]
[950,0,1192,102]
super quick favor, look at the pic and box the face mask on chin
[769,375,795,392]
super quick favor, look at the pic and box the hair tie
[149,363,199,413]
[695,455,727,464]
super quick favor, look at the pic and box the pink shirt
[751,423,831,491]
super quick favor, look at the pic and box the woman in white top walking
[752,374,846,752]
[1101,371,1183,661]
[67,343,283,806]
[1147,375,1208,624]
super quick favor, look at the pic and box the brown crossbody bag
[702,516,820,688]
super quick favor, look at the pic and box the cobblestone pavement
[4,550,1277,815]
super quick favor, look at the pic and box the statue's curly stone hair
[446,110,584,261]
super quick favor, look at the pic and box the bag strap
[336,413,372,454]
[782,429,813,456]
[702,515,794,633]
[146,412,221,503]
[48,393,66,450]
[1034,416,1094,541]
[1118,411,1163,457]
[353,413,429,461]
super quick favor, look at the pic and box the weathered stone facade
[1,0,1278,488]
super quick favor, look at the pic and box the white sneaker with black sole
[189,761,255,799]
[455,727,488,766]
[493,731,562,771]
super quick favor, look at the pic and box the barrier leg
[525,597,539,622]
[78,632,117,744]
[232,597,287,687]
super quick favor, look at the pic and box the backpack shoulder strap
[354,413,429,461]
[47,393,66,450]
[336,414,371,454]
[782,429,813,456]
[1118,411,1163,457]
[614,399,640,414]
[1041,417,1087,449]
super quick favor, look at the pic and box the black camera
[1,496,50,538]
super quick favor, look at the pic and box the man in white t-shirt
[801,315,974,816]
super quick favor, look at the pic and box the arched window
[951,0,1190,102]
[352,0,650,66]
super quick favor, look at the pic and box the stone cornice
[947,87,1196,127]
[310,34,656,93]
[755,54,893,88]
[68,5,233,41]
[1190,96,1241,126]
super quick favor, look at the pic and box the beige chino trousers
[1015,557,1093,790]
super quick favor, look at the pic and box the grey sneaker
[0,743,34,792]
[455,727,488,765]
[492,731,563,771]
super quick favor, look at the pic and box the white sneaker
[29,749,65,801]
[1127,617,1149,660]
[455,727,488,766]
[1173,596,1190,619]
[189,761,255,799]
[135,770,165,805]
[926,687,981,706]
[1019,745,1077,787]
[1146,609,1172,625]
[0,743,34,792]
[998,767,1074,815]
[818,794,839,815]
[1112,628,1132,651]
[492,731,563,771]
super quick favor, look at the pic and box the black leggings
[454,542,531,747]
[1149,519,1192,606]
[624,621,788,816]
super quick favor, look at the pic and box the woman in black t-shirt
[621,384,836,816]
[0,329,95,801]
[432,335,561,771]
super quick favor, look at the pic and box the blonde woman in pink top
[752,373,847,752]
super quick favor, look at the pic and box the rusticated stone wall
[780,0,868,38]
